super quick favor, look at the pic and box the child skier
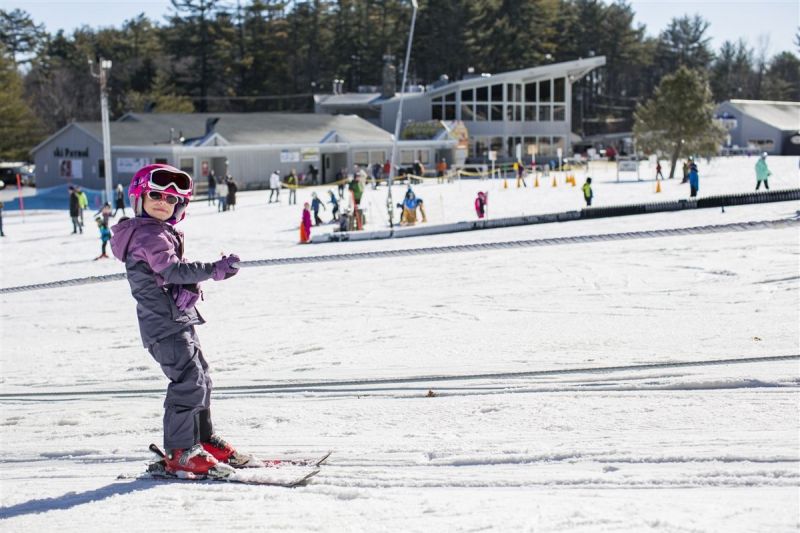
[300,202,312,243]
[474,191,488,219]
[94,202,113,227]
[327,190,339,222]
[94,217,111,259]
[582,177,593,206]
[310,192,326,225]
[110,164,246,479]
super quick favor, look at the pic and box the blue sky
[1,0,797,56]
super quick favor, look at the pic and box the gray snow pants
[147,326,214,451]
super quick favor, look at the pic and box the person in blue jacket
[327,190,339,222]
[688,160,699,197]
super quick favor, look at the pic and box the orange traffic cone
[552,175,557,187]
[534,175,540,188]
[504,178,508,189]
[656,179,662,193]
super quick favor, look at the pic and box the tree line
[1,1,798,161]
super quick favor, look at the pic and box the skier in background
[216,177,228,212]
[113,184,127,217]
[300,202,312,243]
[328,190,339,222]
[311,192,326,225]
[94,217,111,260]
[655,160,664,180]
[269,170,281,203]
[475,191,488,219]
[111,164,246,478]
[286,169,298,205]
[68,185,83,234]
[76,186,89,226]
[93,202,112,227]
[688,160,699,197]
[226,176,238,210]
[207,171,217,206]
[755,153,771,190]
[582,177,593,206]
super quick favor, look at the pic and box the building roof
[312,57,608,110]
[726,100,800,131]
[34,112,393,152]
[314,93,382,107]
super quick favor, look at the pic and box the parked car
[0,163,35,186]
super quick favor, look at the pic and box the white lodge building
[315,56,606,164]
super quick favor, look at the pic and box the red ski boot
[165,443,234,479]
[202,434,254,468]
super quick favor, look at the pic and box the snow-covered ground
[0,156,798,532]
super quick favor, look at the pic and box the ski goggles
[147,167,193,195]
[147,190,183,205]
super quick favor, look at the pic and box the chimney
[382,54,396,99]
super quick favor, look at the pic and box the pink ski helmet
[129,164,194,224]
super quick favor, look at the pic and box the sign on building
[300,148,320,163]
[59,159,83,179]
[117,158,150,173]
[281,150,300,163]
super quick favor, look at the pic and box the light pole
[89,58,113,204]
[387,0,418,228]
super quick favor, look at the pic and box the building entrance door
[323,152,348,183]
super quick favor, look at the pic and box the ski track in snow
[0,156,799,532]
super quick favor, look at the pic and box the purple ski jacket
[111,217,216,347]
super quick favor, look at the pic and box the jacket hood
[110,216,171,262]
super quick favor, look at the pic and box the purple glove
[212,254,240,281]
[172,284,201,311]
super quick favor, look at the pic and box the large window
[432,96,443,120]
[554,78,565,102]
[461,103,475,121]
[179,158,194,176]
[539,80,551,102]
[539,106,551,121]
[369,151,386,165]
[354,151,369,165]
[525,82,537,102]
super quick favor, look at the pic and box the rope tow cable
[1,218,797,295]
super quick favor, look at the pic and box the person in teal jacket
[755,153,771,190]
[94,217,112,259]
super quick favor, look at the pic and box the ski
[139,461,319,487]
[247,450,332,469]
[127,444,320,487]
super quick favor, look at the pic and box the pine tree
[0,8,44,67]
[0,46,43,160]
[634,66,725,179]
[762,52,800,101]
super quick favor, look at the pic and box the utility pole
[89,58,113,204]
[387,0,418,228]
